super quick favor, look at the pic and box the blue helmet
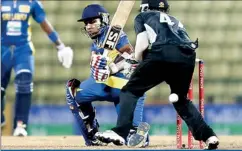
[77,4,110,25]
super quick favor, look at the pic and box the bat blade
[102,1,135,57]
[110,1,135,27]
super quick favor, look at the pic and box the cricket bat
[102,0,135,57]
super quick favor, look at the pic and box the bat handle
[103,49,109,57]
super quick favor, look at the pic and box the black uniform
[111,11,216,142]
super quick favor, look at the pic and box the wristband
[48,31,59,43]
[56,43,65,50]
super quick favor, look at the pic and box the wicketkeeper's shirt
[134,11,196,64]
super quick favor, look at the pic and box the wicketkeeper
[95,0,219,149]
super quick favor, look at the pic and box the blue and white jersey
[90,26,131,89]
[1,0,46,45]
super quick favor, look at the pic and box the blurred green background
[5,1,242,104]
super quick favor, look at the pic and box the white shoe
[90,138,108,146]
[1,121,6,128]
[127,122,150,148]
[13,122,28,137]
[205,136,219,150]
[95,130,125,146]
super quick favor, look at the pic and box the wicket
[176,58,205,149]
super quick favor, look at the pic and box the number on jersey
[160,13,184,28]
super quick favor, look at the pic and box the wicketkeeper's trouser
[112,57,216,142]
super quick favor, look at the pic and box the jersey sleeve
[90,43,95,52]
[115,31,130,50]
[134,14,146,35]
[32,0,46,23]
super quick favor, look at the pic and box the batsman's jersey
[90,26,131,89]
[134,11,196,62]
[1,0,46,45]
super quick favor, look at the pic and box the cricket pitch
[2,135,242,149]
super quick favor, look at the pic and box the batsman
[65,4,149,146]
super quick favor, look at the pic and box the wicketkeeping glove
[57,44,73,68]
[123,58,139,79]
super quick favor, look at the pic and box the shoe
[90,138,108,146]
[127,122,150,147]
[95,130,125,146]
[1,113,6,128]
[13,121,28,136]
[88,120,107,146]
[205,136,219,150]
[127,127,149,147]
[142,133,150,147]
[1,120,6,128]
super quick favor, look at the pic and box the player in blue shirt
[65,4,149,146]
[1,0,74,136]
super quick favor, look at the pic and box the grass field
[2,135,242,149]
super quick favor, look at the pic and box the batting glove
[91,54,108,69]
[57,44,73,69]
[123,58,139,79]
[91,66,110,82]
